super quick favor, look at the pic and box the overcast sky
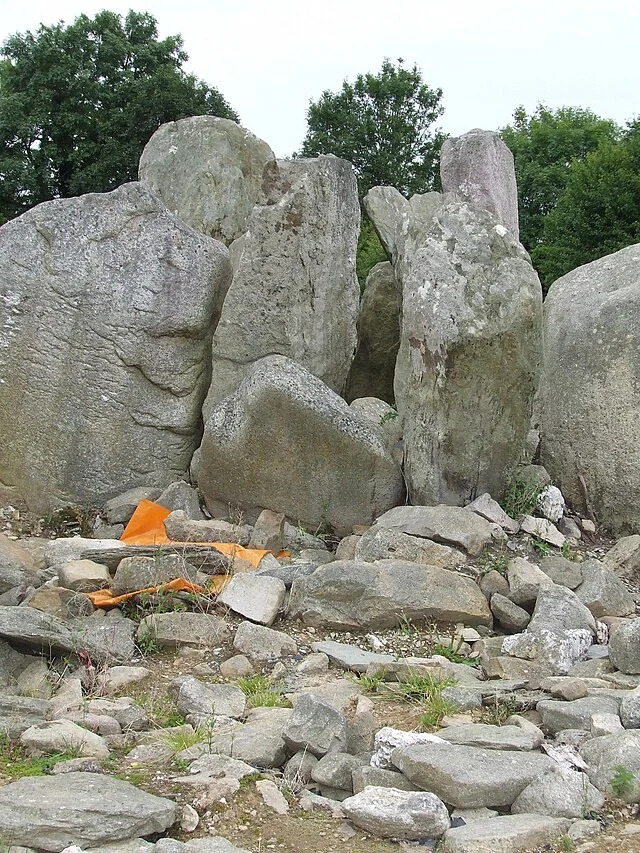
[2,0,638,157]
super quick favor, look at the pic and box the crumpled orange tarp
[87,576,229,608]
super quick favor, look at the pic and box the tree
[500,105,620,272]
[536,121,640,285]
[0,11,238,223]
[299,58,446,199]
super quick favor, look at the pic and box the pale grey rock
[204,156,359,413]
[490,594,530,632]
[539,676,588,701]
[63,711,122,738]
[233,620,298,661]
[480,569,510,601]
[176,754,258,788]
[520,516,565,547]
[0,183,230,513]
[0,694,51,739]
[112,554,198,596]
[44,537,124,568]
[333,534,361,561]
[0,772,178,851]
[139,116,274,245]
[282,523,328,553]
[255,778,289,815]
[137,613,229,649]
[217,573,286,626]
[181,707,290,768]
[255,560,317,589]
[287,559,492,630]
[539,555,583,589]
[392,741,554,807]
[20,720,110,758]
[373,505,503,556]
[511,764,604,817]
[576,558,636,618]
[609,618,640,673]
[163,511,251,545]
[502,628,593,676]
[283,750,319,786]
[537,696,621,734]
[620,686,640,728]
[0,533,40,594]
[439,723,541,751]
[219,655,255,678]
[342,786,450,840]
[79,617,137,665]
[14,658,52,699]
[591,713,625,736]
[156,480,205,520]
[169,676,246,722]
[345,262,400,405]
[604,535,640,581]
[248,510,285,552]
[104,487,162,525]
[197,356,404,536]
[559,517,582,540]
[468,493,519,534]
[536,485,565,523]
[580,730,640,801]
[540,244,640,533]
[24,586,94,620]
[310,640,395,673]
[365,188,541,505]
[568,820,602,842]
[351,765,419,794]
[371,727,445,770]
[440,128,519,237]
[507,557,554,608]
[354,524,466,569]
[528,584,597,635]
[442,813,570,853]
[282,693,348,757]
[311,752,367,792]
[57,560,110,592]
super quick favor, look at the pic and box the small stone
[220,654,255,678]
[520,516,565,547]
[217,574,286,626]
[581,519,597,534]
[256,779,289,814]
[180,803,199,832]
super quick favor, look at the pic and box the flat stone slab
[442,813,570,853]
[439,723,542,751]
[310,640,396,673]
[374,505,501,556]
[217,573,286,625]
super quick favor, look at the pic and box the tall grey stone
[345,261,399,404]
[139,115,275,244]
[203,155,359,414]
[540,244,640,533]
[0,183,231,512]
[365,187,542,506]
[440,128,519,238]
[195,356,404,535]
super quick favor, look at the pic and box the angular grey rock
[468,493,519,534]
[283,750,319,786]
[511,764,604,817]
[0,533,40,594]
[310,752,367,792]
[217,573,286,626]
[539,555,583,590]
[79,617,137,665]
[348,397,403,463]
[609,618,640,674]
[540,244,640,533]
[163,511,251,545]
[620,686,640,728]
[185,707,290,768]
[139,115,275,244]
[169,676,246,722]
[580,730,640,802]
[112,554,198,596]
[282,693,348,756]
[519,516,565,547]
[255,560,318,590]
[365,187,542,505]
[0,694,51,739]
[197,356,404,535]
[156,480,205,520]
[439,723,542,751]
[392,741,554,807]
[502,628,593,676]
[0,183,231,513]
[351,765,419,794]
[137,613,229,649]
[345,262,400,405]
[575,558,636,618]
[20,719,110,759]
[342,786,450,840]
[104,487,162,525]
[248,510,285,552]
[440,129,519,237]
[371,726,445,770]
[442,813,570,853]
[374,505,502,556]
[44,537,124,568]
[536,696,621,735]
[507,557,553,607]
[310,639,395,673]
[0,772,178,851]
[57,559,110,592]
[604,535,640,582]
[528,584,597,635]
[287,559,492,630]
[491,594,530,633]
[203,156,359,413]
[233,620,298,661]
[354,524,466,569]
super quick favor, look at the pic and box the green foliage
[477,547,509,576]
[478,697,518,726]
[357,670,388,693]
[610,764,636,799]
[379,406,399,426]
[40,505,94,537]
[531,537,552,557]
[394,673,457,729]
[299,58,445,199]
[559,834,574,852]
[561,541,578,561]
[356,215,388,290]
[0,10,238,223]
[500,472,546,519]
[0,733,79,780]
[236,675,290,709]
[136,627,160,657]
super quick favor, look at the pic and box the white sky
[2,0,639,157]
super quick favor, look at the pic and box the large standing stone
[364,187,542,505]
[609,618,640,674]
[287,559,492,630]
[540,244,640,533]
[440,128,519,238]
[139,116,275,244]
[0,183,231,512]
[575,558,636,617]
[203,155,359,413]
[345,262,400,404]
[195,356,404,534]
[0,772,178,851]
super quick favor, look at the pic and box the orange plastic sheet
[120,499,269,567]
[87,576,228,608]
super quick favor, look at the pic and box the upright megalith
[195,355,405,535]
[139,115,276,245]
[540,244,640,533]
[203,155,360,415]
[0,183,231,512]
[365,187,542,506]
[440,128,519,239]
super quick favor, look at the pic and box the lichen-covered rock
[0,183,231,512]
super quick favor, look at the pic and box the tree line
[1,11,638,293]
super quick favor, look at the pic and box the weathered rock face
[0,182,231,512]
[365,187,542,506]
[540,244,640,533]
[195,356,404,534]
[203,155,360,414]
[440,128,519,238]
[345,261,399,404]
[139,115,276,244]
